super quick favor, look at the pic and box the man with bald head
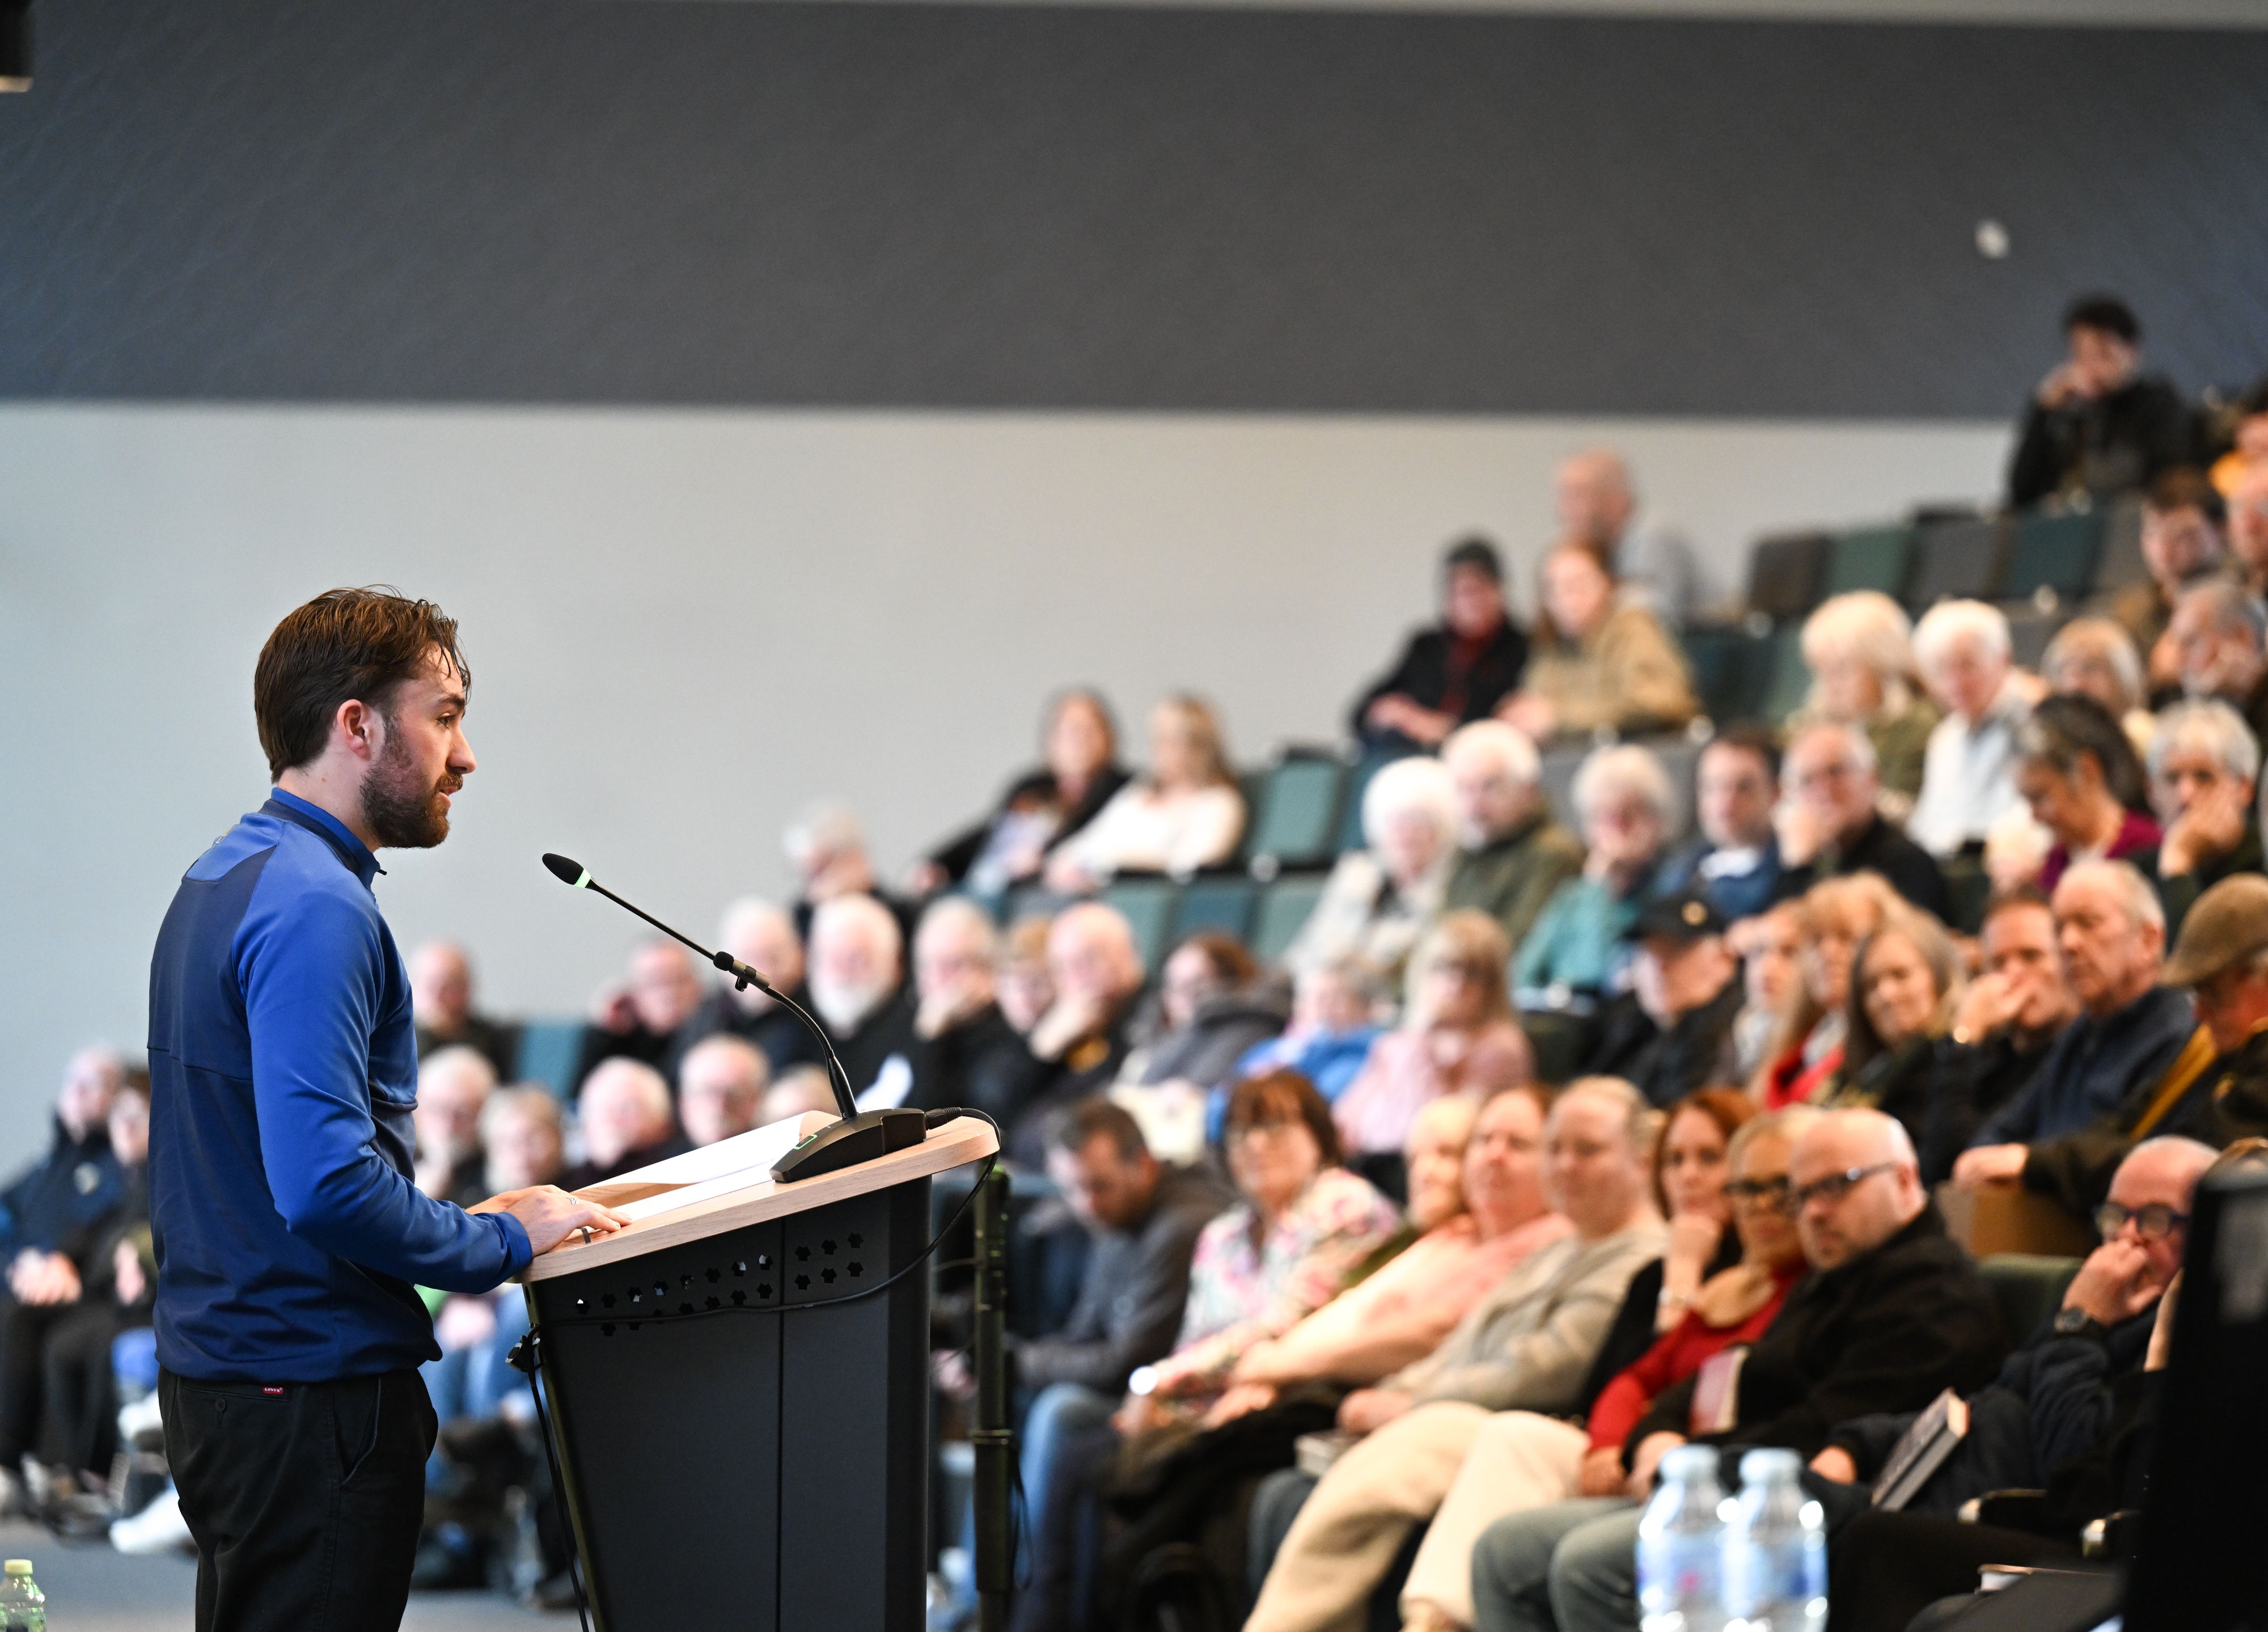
[411,1047,496,1208]
[679,897,828,1078]
[1004,903,1148,1167]
[407,941,516,1080]
[1956,860,2201,1193]
[675,1035,768,1148]
[1553,449,1700,628]
[561,1059,686,1189]
[1776,721,1952,920]
[1471,1109,2005,1632]
[907,898,1043,1127]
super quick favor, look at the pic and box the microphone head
[542,853,591,889]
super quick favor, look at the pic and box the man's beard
[361,723,459,849]
[810,972,892,1036]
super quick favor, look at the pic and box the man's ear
[333,697,382,764]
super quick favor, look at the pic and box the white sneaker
[117,1392,166,1443]
[111,1485,193,1556]
[0,1468,25,1519]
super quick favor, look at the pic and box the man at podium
[146,589,628,1632]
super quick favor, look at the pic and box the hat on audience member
[1627,889,1728,946]
[2161,876,2268,987]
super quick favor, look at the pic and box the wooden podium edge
[519,1115,1000,1283]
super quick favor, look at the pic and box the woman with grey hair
[1288,755,1462,987]
[1512,746,1675,1009]
[2043,616,2153,758]
[1791,591,1939,810]
[2151,697,2265,932]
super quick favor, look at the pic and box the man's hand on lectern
[469,1187,634,1255]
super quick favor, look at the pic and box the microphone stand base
[771,1108,929,1183]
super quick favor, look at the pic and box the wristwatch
[2053,1307,2106,1339]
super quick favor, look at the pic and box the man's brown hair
[253,587,469,779]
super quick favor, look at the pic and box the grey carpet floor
[0,1520,564,1629]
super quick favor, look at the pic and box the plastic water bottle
[1637,1444,1728,1632]
[0,1558,45,1630]
[1724,1448,1826,1631]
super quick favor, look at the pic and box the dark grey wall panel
[2,1,2264,413]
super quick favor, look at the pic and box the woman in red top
[2013,694,2161,894]
[1393,1107,1817,1632]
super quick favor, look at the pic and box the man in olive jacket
[1441,721,1583,955]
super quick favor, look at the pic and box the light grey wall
[0,402,2004,1163]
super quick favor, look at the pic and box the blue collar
[264,787,383,887]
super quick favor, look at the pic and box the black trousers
[160,1367,437,1632]
[1826,1508,2080,1632]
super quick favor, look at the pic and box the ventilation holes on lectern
[758,1282,773,1300]
[821,1238,837,1257]
[757,1253,772,1269]
[706,1296,721,1310]
[733,1260,747,1276]
[795,1245,811,1263]
[848,1233,864,1249]
[848,1261,865,1278]
[600,1293,615,1309]
[731,1289,747,1307]
[820,1267,837,1285]
[794,1273,811,1292]
[706,1267,721,1283]
[653,1280,668,1299]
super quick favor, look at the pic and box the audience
[2212,381,2268,501]
[806,893,920,1103]
[2011,692,2160,891]
[1791,591,1937,811]
[1114,934,1286,1159]
[1353,538,1529,754]
[1497,543,1698,744]
[1337,912,1532,1160]
[1820,910,1964,1148]
[682,896,828,1076]
[2108,467,2229,692]
[1916,888,2077,1184]
[2150,698,2263,931]
[1441,721,1584,953]
[1753,874,1899,1109]
[675,1034,766,1147]
[561,1058,686,1189]
[907,898,1042,1126]
[1044,694,1244,889]
[571,937,705,1093]
[1467,1109,2005,1632]
[1778,720,1953,919]
[1552,450,1702,629]
[995,915,1055,1036]
[1652,728,1784,923]
[782,801,918,941]
[1908,599,2035,859]
[1514,745,1675,1007]
[1290,754,1460,986]
[2042,615,2153,758]
[1724,904,1802,1085]
[1953,860,2199,1187]
[1589,890,1744,1110]
[2164,574,2268,745]
[408,941,517,1079]
[2226,460,2268,591]
[411,1046,497,1208]
[1243,1079,1667,1632]
[0,1049,126,1301]
[1394,1107,1814,1632]
[2007,294,2192,510]
[1006,903,1148,1166]
[1227,957,1386,1123]
[915,688,1130,898]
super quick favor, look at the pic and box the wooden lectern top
[521,1114,998,1283]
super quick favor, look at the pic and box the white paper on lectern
[599,1110,837,1223]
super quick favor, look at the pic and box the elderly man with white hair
[1005,903,1149,1167]
[1513,746,1675,1011]
[407,940,517,1080]
[2164,575,2268,747]
[1908,599,2038,858]
[782,801,919,942]
[1778,720,1954,920]
[907,897,1043,1126]
[676,1034,769,1148]
[806,893,920,1107]
[1553,449,1702,628]
[1289,755,1462,988]
[1442,722,1584,954]
[411,1046,497,1207]
[680,896,828,1077]
[1955,859,2203,1197]
[2149,697,2263,931]
[562,1058,686,1189]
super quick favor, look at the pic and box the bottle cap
[2,1560,29,1576]
[1738,1446,1802,1481]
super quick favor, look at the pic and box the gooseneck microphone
[540,853,927,1182]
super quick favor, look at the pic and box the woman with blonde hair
[1751,873,1902,1109]
[1791,591,1939,810]
[1332,911,1534,1158]
[1818,909,1965,1148]
[1046,693,1245,890]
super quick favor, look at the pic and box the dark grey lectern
[519,1115,998,1632]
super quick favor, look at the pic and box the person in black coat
[806,894,924,1106]
[1777,720,1953,921]
[2007,295,2193,511]
[1585,889,1746,1109]
[676,897,832,1079]
[1351,537,1529,754]
[914,689,1132,899]
[905,898,1048,1127]
[568,937,708,1095]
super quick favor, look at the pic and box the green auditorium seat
[1822,524,1916,599]
[1980,1254,2083,1345]
[513,1020,587,1100]
[1758,625,1810,725]
[1171,875,1258,944]
[1246,755,1348,870]
[2002,509,2105,608]
[1252,874,1328,965]
[1101,877,1178,974]
[1682,622,1763,724]
[1904,514,2009,610]
[1745,531,1830,623]
[2091,494,2150,595]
